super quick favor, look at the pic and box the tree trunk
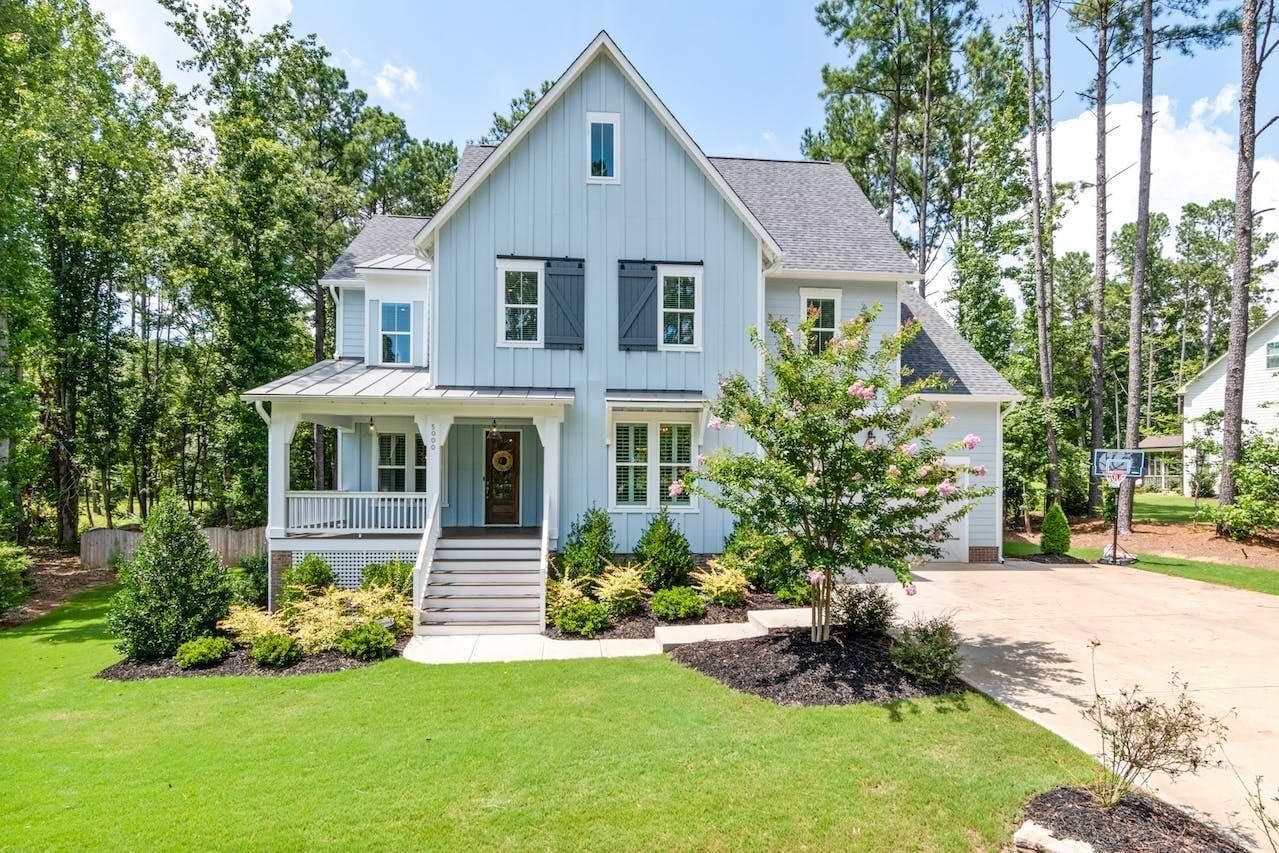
[917,32,935,297]
[1042,0,1056,327]
[1219,0,1263,520]
[1088,7,1110,514]
[1024,0,1062,503]
[312,272,327,490]
[1118,0,1154,535]
[889,62,902,236]
[1145,336,1155,431]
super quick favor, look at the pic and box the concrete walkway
[898,560,1279,845]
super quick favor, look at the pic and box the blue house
[244,32,1020,634]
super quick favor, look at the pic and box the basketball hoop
[1104,468,1127,489]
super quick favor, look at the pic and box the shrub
[554,600,610,637]
[0,543,33,613]
[650,586,705,621]
[890,614,963,687]
[281,554,336,603]
[228,554,269,608]
[174,636,233,670]
[338,622,396,661]
[776,578,813,606]
[360,560,413,600]
[558,507,615,579]
[722,523,801,593]
[546,577,590,622]
[691,561,749,606]
[348,586,413,637]
[834,582,897,636]
[1211,429,1279,539]
[593,563,649,617]
[108,494,232,661]
[251,633,302,668]
[636,509,694,589]
[219,605,284,645]
[285,588,357,654]
[1040,503,1072,555]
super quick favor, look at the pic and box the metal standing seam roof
[899,287,1021,399]
[241,359,574,403]
[356,253,431,272]
[322,215,431,281]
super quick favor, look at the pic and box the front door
[484,430,521,525]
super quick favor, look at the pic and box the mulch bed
[669,626,965,706]
[1023,787,1249,852]
[1016,552,1091,565]
[1,547,115,627]
[97,636,410,681]
[544,592,788,640]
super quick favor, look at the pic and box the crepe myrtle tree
[681,307,991,641]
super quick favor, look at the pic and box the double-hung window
[380,302,411,364]
[614,423,648,507]
[610,416,698,511]
[586,112,619,183]
[497,259,543,347]
[377,433,407,492]
[1268,341,1279,370]
[658,265,702,351]
[414,434,427,492]
[658,423,692,507]
[799,287,841,353]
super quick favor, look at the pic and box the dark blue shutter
[543,259,585,350]
[618,261,658,351]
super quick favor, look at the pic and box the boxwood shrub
[174,636,233,670]
[650,586,705,621]
[554,600,610,637]
[338,622,396,661]
[251,633,303,668]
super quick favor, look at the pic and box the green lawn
[0,587,1095,851]
[1131,493,1208,524]
[1004,541,1279,597]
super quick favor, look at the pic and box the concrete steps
[418,535,543,636]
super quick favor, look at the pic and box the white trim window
[609,413,699,512]
[377,433,407,492]
[658,265,702,352]
[799,287,842,353]
[586,111,620,183]
[380,301,412,364]
[1268,340,1279,370]
[496,259,543,347]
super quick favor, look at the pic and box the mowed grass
[1131,492,1208,524]
[0,586,1095,852]
[1004,541,1279,597]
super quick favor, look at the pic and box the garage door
[926,458,968,563]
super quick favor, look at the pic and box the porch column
[534,415,563,544]
[413,413,454,508]
[266,408,300,538]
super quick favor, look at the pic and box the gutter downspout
[254,400,271,426]
[328,284,341,357]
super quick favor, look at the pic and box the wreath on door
[491,449,514,472]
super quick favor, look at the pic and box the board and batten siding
[434,54,759,552]
[340,288,366,359]
[919,400,1000,550]
[764,278,899,355]
[442,424,543,527]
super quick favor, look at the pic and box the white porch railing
[538,486,555,631]
[285,491,430,534]
[412,493,442,614]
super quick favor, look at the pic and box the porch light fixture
[486,418,499,437]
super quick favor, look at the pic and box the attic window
[587,112,619,183]
[1268,341,1279,370]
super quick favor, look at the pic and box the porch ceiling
[241,359,574,405]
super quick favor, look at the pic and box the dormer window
[380,302,411,364]
[587,112,619,183]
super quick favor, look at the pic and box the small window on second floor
[381,302,411,364]
[587,112,619,183]
[658,265,702,352]
[497,259,543,347]
[1268,341,1279,370]
[800,288,842,353]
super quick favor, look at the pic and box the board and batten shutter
[618,261,658,351]
[543,259,585,350]
[366,298,380,364]
[411,300,426,366]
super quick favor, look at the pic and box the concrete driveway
[890,559,1279,844]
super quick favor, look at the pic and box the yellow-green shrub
[546,577,590,621]
[692,562,750,606]
[348,586,413,637]
[219,605,285,645]
[593,563,649,617]
[285,588,356,654]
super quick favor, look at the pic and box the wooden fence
[80,526,267,569]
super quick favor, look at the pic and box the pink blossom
[915,486,929,498]
[707,415,723,430]
[918,464,932,477]
[937,478,958,498]
[806,569,825,586]
[865,437,877,451]
[931,528,945,542]
[724,418,737,430]
[667,480,685,498]
[696,454,706,465]
[887,464,900,476]
[846,380,875,401]
[962,433,981,450]
[972,464,987,477]
[900,442,918,458]
[805,472,818,488]
[851,472,861,481]
[905,583,918,596]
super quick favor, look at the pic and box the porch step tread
[428,593,541,601]
[430,553,541,562]
[424,603,542,612]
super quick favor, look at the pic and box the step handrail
[412,493,443,616]
[538,490,553,631]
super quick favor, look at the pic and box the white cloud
[761,129,776,144]
[373,61,420,107]
[1191,84,1237,124]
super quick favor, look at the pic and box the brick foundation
[968,546,999,563]
[268,551,291,613]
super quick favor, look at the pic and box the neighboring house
[1180,310,1279,495]
[242,32,1020,634]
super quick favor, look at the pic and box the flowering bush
[688,308,989,640]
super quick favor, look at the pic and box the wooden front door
[484,430,521,525]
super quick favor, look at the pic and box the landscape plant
[0,543,33,613]
[360,561,413,600]
[219,606,284,644]
[889,614,963,687]
[834,582,897,636]
[687,309,989,640]
[649,586,706,621]
[251,633,303,668]
[558,507,616,579]
[338,622,396,661]
[107,494,232,660]
[691,562,750,606]
[545,577,590,622]
[228,554,268,608]
[1210,428,1279,539]
[593,563,649,617]
[285,588,357,654]
[720,522,802,592]
[553,600,610,637]
[280,554,336,604]
[174,636,233,669]
[635,508,694,589]
[1040,503,1072,555]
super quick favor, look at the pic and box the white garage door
[926,457,969,563]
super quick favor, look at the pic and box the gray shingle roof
[900,286,1020,399]
[322,215,431,281]
[450,146,914,275]
[709,157,916,274]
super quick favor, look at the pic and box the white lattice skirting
[293,551,416,588]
